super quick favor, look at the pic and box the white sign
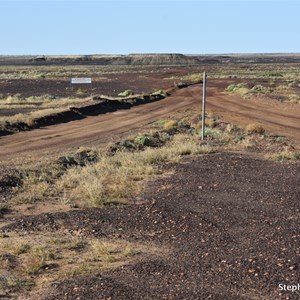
[71,78,92,84]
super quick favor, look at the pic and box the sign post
[70,78,92,90]
[201,72,207,140]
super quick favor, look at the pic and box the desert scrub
[225,83,246,92]
[245,123,265,135]
[23,246,56,275]
[57,151,155,207]
[269,150,300,162]
[266,72,284,78]
[152,90,167,97]
[288,94,300,104]
[225,83,249,96]
[250,85,273,95]
[159,119,178,130]
[165,73,202,82]
[169,134,213,155]
[118,89,134,97]
[10,159,68,207]
[13,162,62,204]
[0,108,68,127]
[57,133,211,207]
[134,134,152,146]
[0,94,89,107]
[11,243,31,255]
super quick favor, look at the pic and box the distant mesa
[0,53,299,66]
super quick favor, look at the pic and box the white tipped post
[201,72,207,140]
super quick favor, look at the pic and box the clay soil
[2,152,300,299]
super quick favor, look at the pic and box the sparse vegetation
[226,83,246,92]
[160,120,178,130]
[118,89,134,97]
[270,149,300,161]
[165,72,202,82]
[0,232,164,296]
[289,94,300,103]
[1,61,300,299]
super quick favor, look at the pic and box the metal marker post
[201,72,207,140]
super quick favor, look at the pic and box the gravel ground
[2,152,300,299]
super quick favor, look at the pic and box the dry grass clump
[0,233,158,297]
[269,149,300,162]
[165,73,202,82]
[0,108,67,126]
[89,240,143,264]
[13,162,61,204]
[23,246,56,275]
[12,243,31,256]
[245,123,265,134]
[288,94,300,104]
[57,147,175,207]
[250,85,273,95]
[169,134,213,155]
[162,120,178,130]
[57,134,212,207]
[238,137,255,149]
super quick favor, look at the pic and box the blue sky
[0,0,299,55]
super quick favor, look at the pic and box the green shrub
[152,90,167,97]
[225,83,245,92]
[118,89,134,97]
[267,73,283,77]
[134,135,152,146]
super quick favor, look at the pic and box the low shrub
[225,83,245,92]
[152,90,167,97]
[250,85,273,94]
[270,150,300,162]
[245,123,265,134]
[162,120,178,130]
[134,135,152,146]
[118,89,134,97]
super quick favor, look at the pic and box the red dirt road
[0,82,299,162]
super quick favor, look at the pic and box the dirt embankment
[0,92,169,138]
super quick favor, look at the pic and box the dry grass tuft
[0,108,67,126]
[245,123,265,134]
[163,120,178,130]
[269,149,300,161]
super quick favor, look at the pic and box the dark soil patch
[2,152,300,299]
[0,67,187,99]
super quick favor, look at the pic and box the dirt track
[0,81,300,161]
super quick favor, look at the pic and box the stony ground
[2,152,300,299]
